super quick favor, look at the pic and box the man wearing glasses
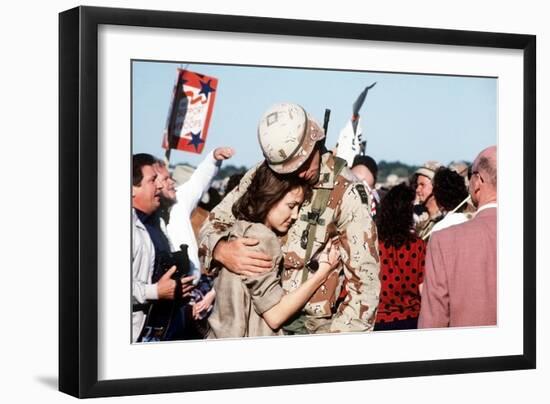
[418,146,497,328]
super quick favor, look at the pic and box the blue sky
[132,60,496,168]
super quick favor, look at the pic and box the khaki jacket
[208,221,285,338]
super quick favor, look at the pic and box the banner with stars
[162,68,218,154]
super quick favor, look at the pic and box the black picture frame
[59,5,536,399]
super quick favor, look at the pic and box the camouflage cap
[415,160,443,181]
[448,161,469,178]
[257,103,325,174]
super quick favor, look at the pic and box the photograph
[131,60,497,343]
[58,5,535,398]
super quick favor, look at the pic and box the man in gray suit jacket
[419,146,497,328]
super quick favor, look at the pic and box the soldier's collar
[313,152,337,190]
[430,209,443,221]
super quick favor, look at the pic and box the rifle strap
[300,156,347,284]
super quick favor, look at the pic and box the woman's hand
[317,238,341,274]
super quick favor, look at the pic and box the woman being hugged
[208,163,340,338]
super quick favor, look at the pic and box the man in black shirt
[132,153,194,341]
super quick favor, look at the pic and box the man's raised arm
[176,147,234,215]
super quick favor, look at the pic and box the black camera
[138,244,192,342]
[154,244,191,282]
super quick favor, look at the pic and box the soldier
[199,102,380,334]
[412,160,444,240]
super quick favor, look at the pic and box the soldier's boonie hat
[448,161,469,178]
[415,160,443,181]
[257,102,325,174]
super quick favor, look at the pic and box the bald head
[473,146,497,189]
[469,145,497,207]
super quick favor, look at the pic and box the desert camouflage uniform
[415,210,443,240]
[198,152,380,333]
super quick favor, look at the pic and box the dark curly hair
[433,167,469,212]
[232,162,311,224]
[376,183,416,247]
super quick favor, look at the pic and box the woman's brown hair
[232,162,311,224]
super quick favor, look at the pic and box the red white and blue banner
[162,69,218,154]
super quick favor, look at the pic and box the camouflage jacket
[415,210,443,240]
[198,152,380,333]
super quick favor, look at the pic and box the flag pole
[164,147,172,167]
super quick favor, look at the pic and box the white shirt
[132,208,157,342]
[166,151,221,283]
[431,212,469,234]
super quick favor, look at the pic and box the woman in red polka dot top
[374,183,426,331]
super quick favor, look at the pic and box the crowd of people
[131,102,497,342]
